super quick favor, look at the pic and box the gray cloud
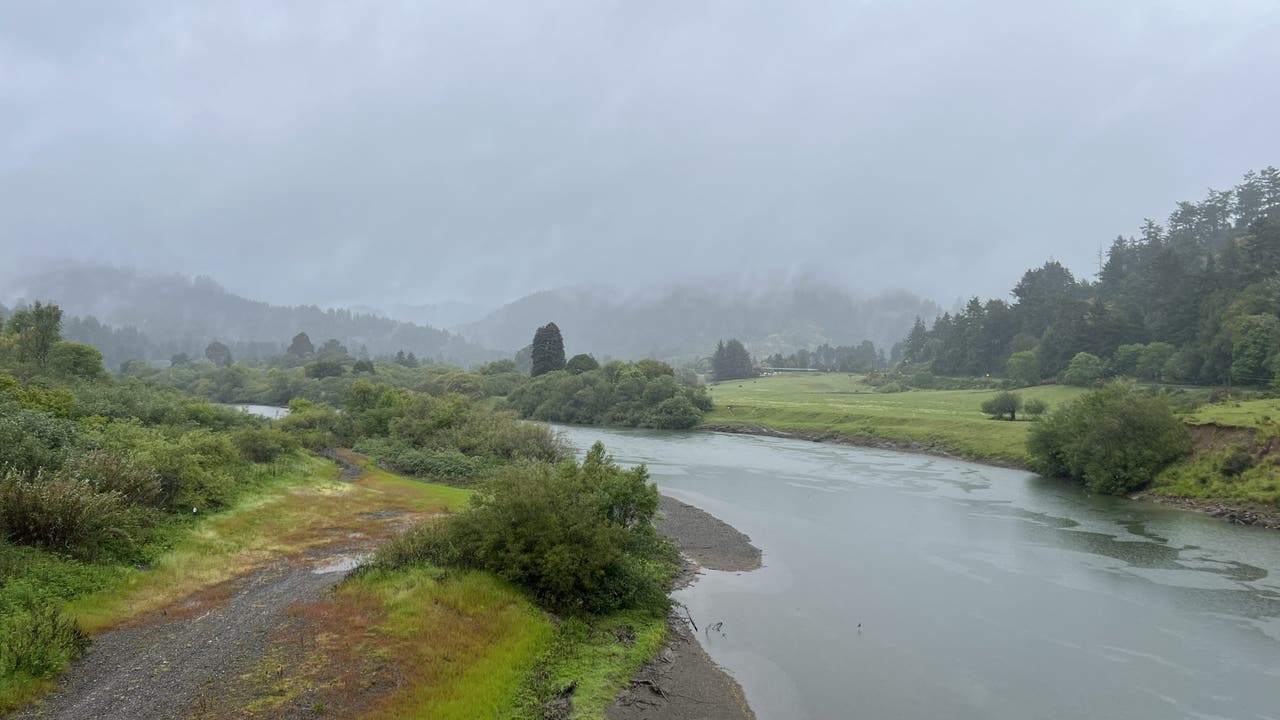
[2,0,1278,310]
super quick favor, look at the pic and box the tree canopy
[530,323,566,377]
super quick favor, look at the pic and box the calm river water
[554,425,1280,720]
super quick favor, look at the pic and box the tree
[530,322,566,377]
[205,340,233,368]
[1028,384,1190,494]
[1023,398,1048,418]
[305,359,346,379]
[1006,350,1039,387]
[170,352,193,367]
[286,332,315,357]
[352,359,376,374]
[317,338,348,358]
[7,301,63,367]
[565,353,600,374]
[47,342,107,379]
[711,339,755,381]
[1062,352,1103,386]
[980,391,1022,421]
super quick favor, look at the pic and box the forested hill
[900,166,1280,387]
[455,280,941,361]
[3,265,498,369]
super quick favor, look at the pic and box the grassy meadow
[704,373,1086,464]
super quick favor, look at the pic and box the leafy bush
[1028,384,1190,495]
[980,391,1022,420]
[1062,352,1103,386]
[373,443,677,614]
[62,451,162,507]
[0,470,140,557]
[386,447,492,481]
[231,426,297,463]
[1023,398,1049,418]
[506,361,712,429]
[0,408,80,477]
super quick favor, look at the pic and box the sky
[2,0,1278,312]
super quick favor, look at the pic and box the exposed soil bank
[607,496,761,720]
[699,422,1280,532]
[1131,492,1280,530]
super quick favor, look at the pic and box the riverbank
[697,421,1280,532]
[607,496,762,720]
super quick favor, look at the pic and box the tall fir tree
[530,322,566,376]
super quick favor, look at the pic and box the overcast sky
[3,0,1278,311]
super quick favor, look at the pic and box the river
[553,425,1280,720]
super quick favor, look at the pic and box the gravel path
[14,552,364,720]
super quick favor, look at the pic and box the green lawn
[1182,397,1280,435]
[705,374,1086,464]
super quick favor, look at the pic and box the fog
[2,1,1277,311]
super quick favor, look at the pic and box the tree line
[897,166,1280,388]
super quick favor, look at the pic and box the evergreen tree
[530,322,566,377]
[7,301,63,367]
[711,338,755,381]
[287,331,315,357]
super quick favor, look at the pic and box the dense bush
[373,443,678,614]
[505,360,712,429]
[980,391,1023,420]
[0,407,80,477]
[1028,384,1191,494]
[0,592,89,685]
[0,470,143,557]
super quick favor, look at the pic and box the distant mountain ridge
[454,279,941,361]
[4,264,498,369]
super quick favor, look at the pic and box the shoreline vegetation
[700,373,1280,530]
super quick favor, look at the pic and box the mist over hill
[455,279,941,361]
[4,264,498,369]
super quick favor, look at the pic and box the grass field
[704,373,1085,464]
[1183,397,1280,435]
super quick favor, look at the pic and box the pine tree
[711,338,755,381]
[530,323,566,376]
[287,332,314,357]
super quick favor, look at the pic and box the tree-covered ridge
[900,167,1280,387]
[6,264,497,369]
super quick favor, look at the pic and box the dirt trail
[14,552,365,720]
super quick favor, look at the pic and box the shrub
[373,442,677,614]
[0,592,90,684]
[1062,352,1103,386]
[387,447,491,481]
[231,426,297,463]
[1023,398,1049,418]
[1028,384,1190,495]
[876,381,905,393]
[0,408,80,476]
[0,470,138,556]
[980,391,1022,420]
[62,451,162,507]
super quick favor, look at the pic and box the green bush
[387,447,491,481]
[980,391,1022,420]
[1028,384,1190,495]
[231,426,297,463]
[1024,398,1049,418]
[62,450,162,507]
[0,408,80,477]
[0,591,89,684]
[0,470,140,557]
[373,443,677,614]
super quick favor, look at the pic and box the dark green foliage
[374,443,677,614]
[530,323,566,377]
[764,340,884,372]
[304,359,345,379]
[902,167,1280,387]
[565,353,600,374]
[506,360,712,429]
[382,447,492,481]
[6,302,63,367]
[0,409,79,477]
[1028,384,1191,495]
[231,426,298,463]
[62,451,162,507]
[980,391,1022,421]
[204,340,233,368]
[286,332,315,358]
[711,339,755,381]
[47,343,107,380]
